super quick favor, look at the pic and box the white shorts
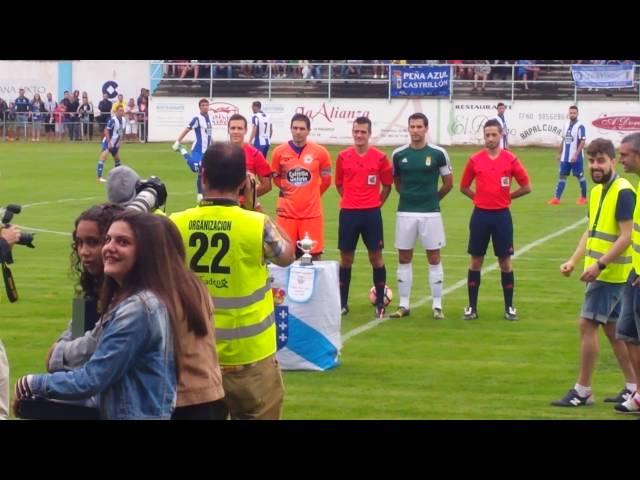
[394,213,446,250]
[125,120,138,135]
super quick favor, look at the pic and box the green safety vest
[171,204,275,365]
[585,176,633,283]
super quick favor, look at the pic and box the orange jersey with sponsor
[271,140,332,219]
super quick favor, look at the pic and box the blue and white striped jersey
[188,113,212,155]
[560,120,586,163]
[251,111,272,147]
[104,116,126,147]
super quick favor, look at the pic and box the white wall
[71,60,149,105]
[149,97,441,145]
[0,61,58,101]
[149,96,640,147]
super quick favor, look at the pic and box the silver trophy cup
[296,233,317,266]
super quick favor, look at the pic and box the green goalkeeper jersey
[392,143,452,213]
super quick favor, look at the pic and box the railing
[151,61,640,102]
[0,112,148,143]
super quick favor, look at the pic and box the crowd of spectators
[162,60,638,83]
[0,88,150,143]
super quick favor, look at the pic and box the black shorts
[338,208,384,252]
[44,123,55,133]
[467,207,514,257]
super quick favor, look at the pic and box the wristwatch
[597,261,607,270]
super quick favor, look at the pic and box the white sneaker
[98,177,107,183]
[615,394,640,414]
[196,193,204,202]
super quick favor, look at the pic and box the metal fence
[150,61,640,102]
[0,112,148,143]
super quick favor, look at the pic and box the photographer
[1,224,21,420]
[106,166,167,214]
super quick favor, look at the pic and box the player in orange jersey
[270,113,331,259]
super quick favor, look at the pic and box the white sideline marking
[342,217,588,343]
[11,191,198,236]
[16,226,70,236]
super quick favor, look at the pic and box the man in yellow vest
[614,132,640,414]
[170,142,295,419]
[552,138,637,407]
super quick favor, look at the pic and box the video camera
[1,204,36,303]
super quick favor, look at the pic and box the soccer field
[0,141,633,419]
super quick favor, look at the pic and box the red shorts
[277,215,324,255]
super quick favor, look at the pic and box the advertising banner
[390,65,451,97]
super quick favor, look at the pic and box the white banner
[441,100,568,147]
[149,97,440,145]
[579,102,640,146]
[71,60,149,107]
[149,96,640,148]
[0,61,58,102]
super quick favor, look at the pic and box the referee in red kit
[460,118,532,321]
[335,116,394,318]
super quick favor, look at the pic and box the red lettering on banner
[295,103,370,124]
[592,116,640,131]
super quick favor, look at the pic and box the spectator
[14,210,181,420]
[341,60,362,78]
[137,94,148,143]
[78,93,94,141]
[0,97,8,139]
[211,61,232,79]
[111,94,125,114]
[53,102,66,141]
[43,92,57,142]
[473,61,491,92]
[97,93,112,134]
[516,60,541,90]
[67,91,80,141]
[180,60,200,79]
[14,88,31,141]
[30,93,45,142]
[125,98,138,142]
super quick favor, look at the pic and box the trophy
[296,232,317,266]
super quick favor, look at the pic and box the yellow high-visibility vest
[585,176,633,283]
[632,181,640,274]
[171,203,275,365]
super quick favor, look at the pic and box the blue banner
[391,65,451,97]
[571,64,635,89]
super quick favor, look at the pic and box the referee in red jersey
[460,118,532,321]
[335,116,394,318]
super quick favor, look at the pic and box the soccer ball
[368,285,393,306]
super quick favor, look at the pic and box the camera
[1,205,35,248]
[1,204,36,303]
[127,176,168,213]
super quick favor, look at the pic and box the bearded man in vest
[552,138,638,408]
[171,142,295,419]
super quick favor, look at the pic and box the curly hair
[70,203,125,299]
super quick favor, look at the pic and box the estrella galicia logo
[102,80,119,100]
[286,167,311,186]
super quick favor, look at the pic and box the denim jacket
[48,318,102,372]
[31,290,176,420]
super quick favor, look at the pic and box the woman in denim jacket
[14,210,203,419]
[38,205,225,420]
